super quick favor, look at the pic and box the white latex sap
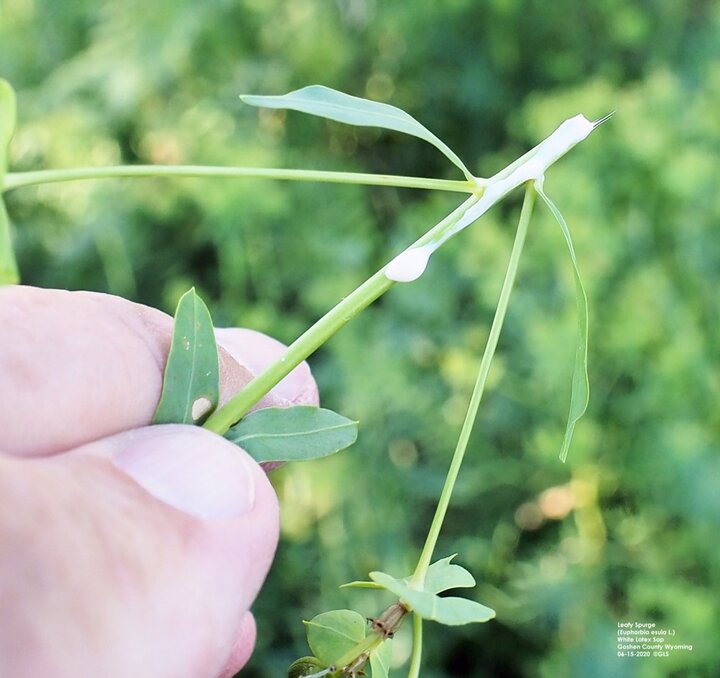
[386,114,598,283]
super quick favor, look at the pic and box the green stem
[407,614,423,678]
[410,183,536,587]
[2,165,475,193]
[331,634,383,675]
[203,192,481,434]
[206,268,391,433]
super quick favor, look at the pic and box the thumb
[0,425,278,678]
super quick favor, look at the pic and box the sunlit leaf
[534,179,590,462]
[152,287,219,425]
[370,639,393,678]
[424,554,476,594]
[225,405,358,463]
[369,571,495,625]
[241,85,474,181]
[304,609,366,666]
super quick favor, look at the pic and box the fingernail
[113,426,256,520]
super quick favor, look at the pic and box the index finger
[0,286,318,457]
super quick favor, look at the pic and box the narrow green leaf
[534,179,590,462]
[370,640,392,678]
[241,85,474,181]
[424,555,476,594]
[340,580,385,590]
[1,80,20,284]
[152,287,220,425]
[225,405,358,463]
[369,571,495,626]
[304,609,366,666]
[0,200,19,284]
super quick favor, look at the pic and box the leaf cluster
[344,555,494,626]
[295,555,492,677]
[152,288,358,465]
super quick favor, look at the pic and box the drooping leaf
[152,287,220,425]
[0,200,18,285]
[369,571,495,626]
[370,639,393,678]
[304,609,366,666]
[534,179,590,462]
[424,555,476,594]
[225,405,358,463]
[241,85,474,181]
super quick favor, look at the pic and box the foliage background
[2,1,719,676]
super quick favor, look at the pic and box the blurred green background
[2,1,719,676]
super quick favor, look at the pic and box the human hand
[0,286,318,678]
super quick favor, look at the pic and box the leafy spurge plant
[0,79,611,676]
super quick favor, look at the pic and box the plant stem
[410,183,536,587]
[206,268,392,433]
[407,614,423,678]
[2,165,476,193]
[331,634,383,675]
[203,193,481,434]
[326,602,406,676]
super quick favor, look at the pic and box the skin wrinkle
[68,305,156,450]
[78,292,183,430]
[128,299,175,374]
[105,296,171,401]
[88,300,157,428]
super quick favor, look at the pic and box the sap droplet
[191,397,212,421]
[385,244,433,283]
